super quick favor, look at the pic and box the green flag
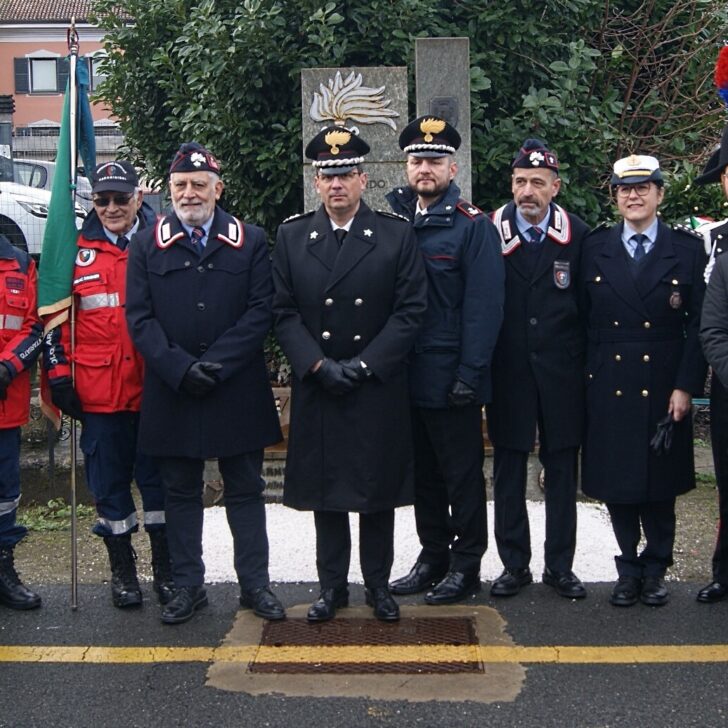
[38,55,96,329]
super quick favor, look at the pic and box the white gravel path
[201,501,618,584]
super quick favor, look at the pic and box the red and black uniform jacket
[44,204,156,413]
[0,235,42,428]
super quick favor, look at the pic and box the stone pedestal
[415,37,472,201]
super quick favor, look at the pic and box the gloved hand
[447,378,477,408]
[0,363,11,401]
[313,358,358,395]
[181,361,222,397]
[339,357,372,384]
[650,413,674,455]
[51,381,84,419]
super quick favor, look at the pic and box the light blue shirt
[622,218,658,258]
[104,217,140,246]
[515,209,549,242]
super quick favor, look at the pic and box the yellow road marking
[3,644,728,664]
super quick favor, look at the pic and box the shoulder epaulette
[672,222,703,240]
[376,209,409,222]
[456,200,483,218]
[281,210,315,224]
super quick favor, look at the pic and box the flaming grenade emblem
[419,117,446,143]
[324,129,352,155]
[310,71,399,130]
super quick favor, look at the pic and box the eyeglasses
[93,193,135,207]
[615,183,652,198]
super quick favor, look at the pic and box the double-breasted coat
[580,221,707,503]
[486,200,589,451]
[125,206,282,459]
[272,201,427,513]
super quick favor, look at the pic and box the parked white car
[13,159,94,211]
[0,181,85,257]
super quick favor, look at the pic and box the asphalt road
[1,581,727,728]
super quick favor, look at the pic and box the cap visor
[92,180,136,194]
[318,165,357,176]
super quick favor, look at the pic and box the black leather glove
[51,381,84,419]
[313,358,358,395]
[181,361,222,397]
[0,363,11,401]
[447,378,477,408]
[339,357,372,384]
[650,413,674,456]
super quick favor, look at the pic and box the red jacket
[0,236,42,428]
[44,207,154,413]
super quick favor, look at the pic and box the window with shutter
[13,58,29,94]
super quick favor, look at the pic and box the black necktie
[116,235,129,251]
[335,228,348,246]
[191,226,205,252]
[632,233,647,261]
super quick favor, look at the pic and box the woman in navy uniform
[581,154,706,607]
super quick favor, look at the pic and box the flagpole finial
[67,17,79,56]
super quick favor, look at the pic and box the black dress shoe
[609,576,641,607]
[490,567,532,597]
[390,560,449,595]
[542,568,587,599]
[239,586,286,620]
[641,576,668,607]
[365,586,400,621]
[425,571,480,605]
[161,586,208,624]
[697,581,728,603]
[307,586,349,623]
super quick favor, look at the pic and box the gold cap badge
[324,129,352,155]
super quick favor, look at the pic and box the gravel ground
[13,447,720,588]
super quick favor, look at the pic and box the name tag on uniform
[554,260,571,289]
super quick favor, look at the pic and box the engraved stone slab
[301,67,408,211]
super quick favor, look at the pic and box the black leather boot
[0,547,41,610]
[148,528,174,605]
[103,534,142,608]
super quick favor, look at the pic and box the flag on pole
[38,54,96,426]
[37,55,96,329]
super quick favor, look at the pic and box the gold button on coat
[322,331,331,340]
[354,298,363,306]
[616,390,623,397]
[643,355,650,362]
[325,298,334,306]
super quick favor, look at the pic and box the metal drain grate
[251,616,483,674]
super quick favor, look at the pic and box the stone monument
[300,67,408,211]
[415,37,472,201]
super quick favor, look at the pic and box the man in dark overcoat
[126,142,284,625]
[581,154,706,607]
[487,138,589,600]
[272,127,427,623]
[386,116,504,605]
[695,123,728,603]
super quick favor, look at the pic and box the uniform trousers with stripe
[80,412,165,537]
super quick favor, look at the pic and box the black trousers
[156,451,270,589]
[313,510,394,589]
[606,499,676,578]
[493,444,578,573]
[411,403,487,575]
[710,372,728,582]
